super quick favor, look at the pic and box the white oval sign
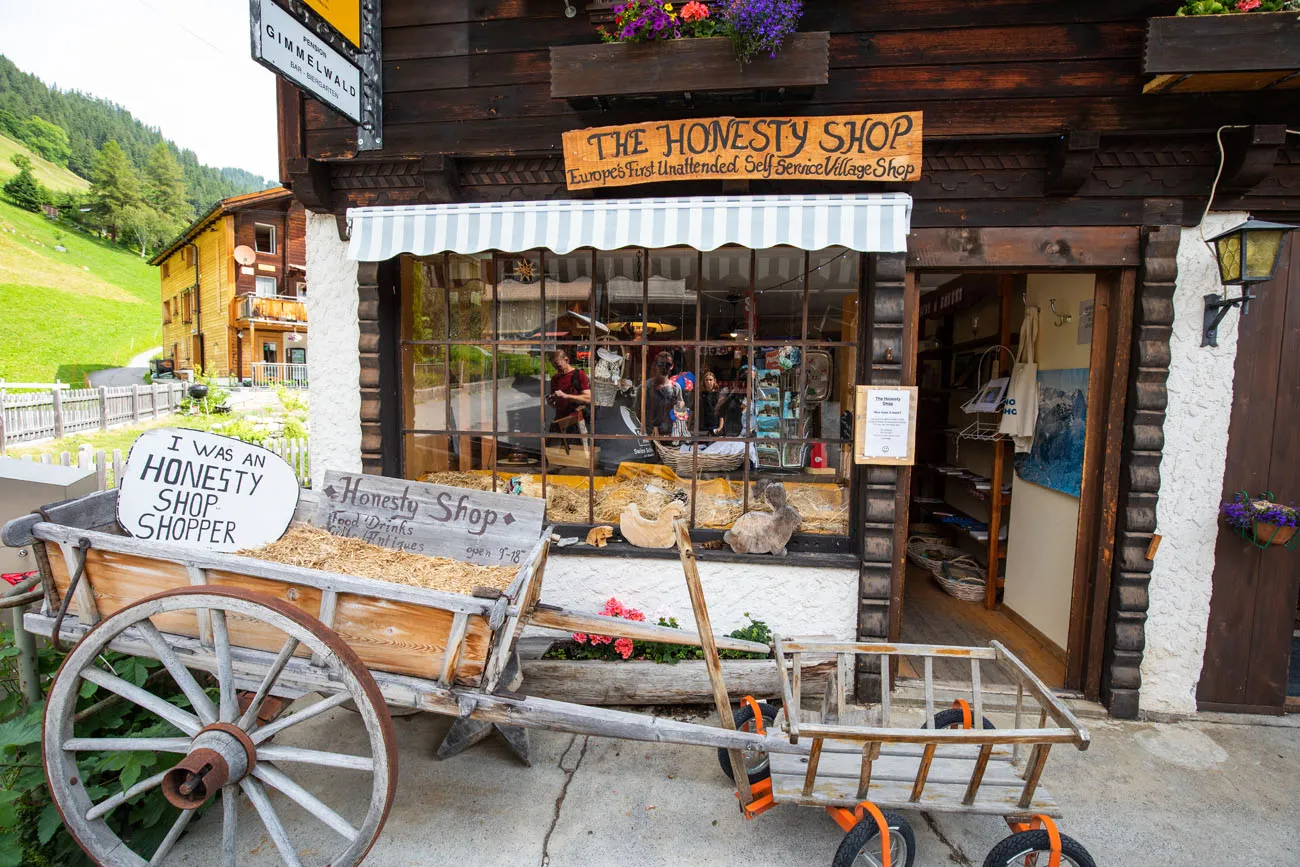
[117,428,299,552]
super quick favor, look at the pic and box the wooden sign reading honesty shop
[562,112,922,190]
[318,470,546,567]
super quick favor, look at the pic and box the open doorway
[902,271,1102,688]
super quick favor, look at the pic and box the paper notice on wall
[854,386,917,465]
[1078,299,1095,345]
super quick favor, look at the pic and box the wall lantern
[1202,218,1297,347]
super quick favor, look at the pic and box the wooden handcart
[3,488,1094,867]
[716,633,1096,867]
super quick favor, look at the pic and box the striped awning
[346,194,912,261]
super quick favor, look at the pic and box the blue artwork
[1014,368,1089,498]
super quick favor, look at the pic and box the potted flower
[550,1,828,101]
[1220,492,1300,549]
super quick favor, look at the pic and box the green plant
[178,368,230,413]
[542,602,771,663]
[1178,0,1299,12]
[0,626,206,866]
[275,384,308,414]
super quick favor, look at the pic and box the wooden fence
[14,437,312,490]
[0,383,188,450]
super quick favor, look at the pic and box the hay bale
[239,525,517,595]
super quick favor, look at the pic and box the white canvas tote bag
[998,304,1039,452]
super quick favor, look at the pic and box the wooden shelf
[916,462,1012,505]
[917,333,1019,362]
[912,498,1009,560]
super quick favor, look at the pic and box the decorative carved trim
[1102,224,1178,720]
[855,252,907,703]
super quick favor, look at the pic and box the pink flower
[1237,0,1261,8]
[602,597,625,617]
[624,608,647,622]
[590,634,612,646]
[614,638,635,659]
[681,1,710,20]
[573,632,588,644]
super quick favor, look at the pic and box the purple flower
[722,0,803,63]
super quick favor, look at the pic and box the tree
[3,153,46,211]
[89,140,141,240]
[120,204,175,257]
[19,115,70,166]
[142,142,191,223]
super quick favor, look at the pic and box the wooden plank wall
[288,1,1300,224]
[1198,236,1300,714]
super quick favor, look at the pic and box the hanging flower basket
[1220,491,1300,550]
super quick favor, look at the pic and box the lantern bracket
[1202,291,1255,347]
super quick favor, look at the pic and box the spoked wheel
[44,586,397,867]
[983,830,1096,867]
[832,810,916,867]
[717,700,778,784]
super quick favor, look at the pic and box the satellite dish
[233,245,256,266]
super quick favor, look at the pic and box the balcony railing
[234,295,307,324]
[251,362,308,389]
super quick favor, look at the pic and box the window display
[399,246,858,541]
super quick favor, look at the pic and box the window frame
[395,246,861,554]
[255,275,278,298]
[254,223,277,255]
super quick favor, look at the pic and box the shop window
[255,223,276,255]
[287,347,306,364]
[398,246,856,546]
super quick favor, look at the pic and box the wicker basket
[906,535,988,603]
[653,441,746,475]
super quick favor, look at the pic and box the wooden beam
[907,227,1140,270]
[1046,129,1100,195]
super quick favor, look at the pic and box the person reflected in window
[645,350,683,436]
[699,369,723,435]
[547,348,591,447]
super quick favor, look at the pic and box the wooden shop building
[275,2,1300,718]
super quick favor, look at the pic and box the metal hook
[1049,298,1073,327]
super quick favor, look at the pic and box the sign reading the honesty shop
[317,470,546,567]
[563,113,922,191]
[117,429,300,552]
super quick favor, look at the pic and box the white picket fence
[16,437,312,490]
[0,383,188,449]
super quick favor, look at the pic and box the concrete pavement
[166,702,1300,866]
[85,346,160,388]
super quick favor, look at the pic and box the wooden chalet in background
[273,1,1300,719]
[151,187,308,385]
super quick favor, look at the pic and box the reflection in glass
[807,249,860,340]
[647,248,698,341]
[753,247,805,340]
[493,252,543,338]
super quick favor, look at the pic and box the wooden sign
[562,112,923,190]
[318,471,546,567]
[117,429,299,552]
[854,386,919,466]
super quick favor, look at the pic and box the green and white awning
[346,193,912,261]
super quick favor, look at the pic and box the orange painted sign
[562,113,923,190]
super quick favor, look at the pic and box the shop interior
[397,246,861,547]
[902,272,1099,688]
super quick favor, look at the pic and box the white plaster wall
[1139,212,1246,716]
[305,212,363,488]
[525,555,858,641]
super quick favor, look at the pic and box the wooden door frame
[894,257,1138,696]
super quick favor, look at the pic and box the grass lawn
[0,134,90,194]
[0,196,160,384]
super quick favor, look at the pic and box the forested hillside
[0,55,266,214]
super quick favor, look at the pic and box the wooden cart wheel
[982,830,1096,867]
[831,810,916,867]
[43,586,398,867]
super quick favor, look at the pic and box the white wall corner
[305,212,362,488]
[1139,211,1247,716]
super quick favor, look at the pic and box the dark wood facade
[276,0,1300,717]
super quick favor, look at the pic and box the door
[1198,232,1300,714]
[263,341,278,364]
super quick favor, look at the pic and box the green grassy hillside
[0,134,89,194]
[0,196,159,383]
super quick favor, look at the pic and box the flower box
[520,657,833,705]
[549,32,829,100]
[1220,492,1299,550]
[1144,13,1300,93]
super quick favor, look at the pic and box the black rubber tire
[922,707,996,730]
[717,701,779,784]
[982,830,1096,867]
[831,810,916,867]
